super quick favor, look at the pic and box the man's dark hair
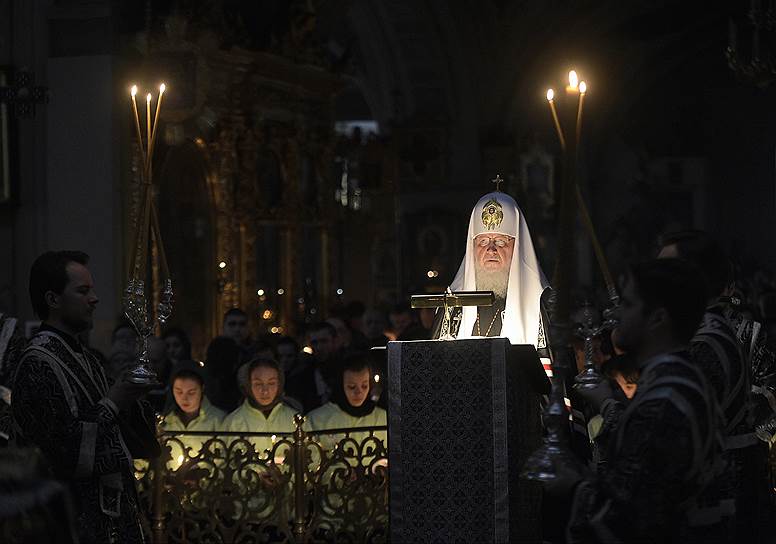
[658,230,731,298]
[223,308,248,322]
[29,251,90,320]
[307,321,337,338]
[628,258,707,344]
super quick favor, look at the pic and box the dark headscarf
[331,357,376,418]
[166,360,207,418]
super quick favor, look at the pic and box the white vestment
[450,191,549,346]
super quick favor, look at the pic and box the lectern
[388,337,547,543]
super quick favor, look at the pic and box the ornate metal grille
[135,418,388,543]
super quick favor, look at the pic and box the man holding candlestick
[12,251,158,543]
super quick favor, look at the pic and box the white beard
[475,265,509,300]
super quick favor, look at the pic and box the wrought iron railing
[134,414,388,543]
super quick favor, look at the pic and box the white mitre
[449,191,549,345]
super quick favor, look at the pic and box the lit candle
[147,83,165,173]
[566,70,579,94]
[130,85,145,163]
[145,93,152,170]
[546,88,567,150]
[576,81,587,147]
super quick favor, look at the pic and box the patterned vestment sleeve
[568,397,695,543]
[12,353,127,479]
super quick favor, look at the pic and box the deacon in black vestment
[12,251,158,544]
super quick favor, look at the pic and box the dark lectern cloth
[388,338,542,543]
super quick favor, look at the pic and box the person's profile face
[343,368,371,407]
[473,234,515,272]
[173,377,203,415]
[613,371,637,399]
[51,262,99,332]
[223,315,249,342]
[250,366,280,407]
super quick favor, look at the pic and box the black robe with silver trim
[567,351,725,543]
[12,329,156,544]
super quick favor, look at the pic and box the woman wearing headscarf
[222,358,298,455]
[160,360,226,463]
[305,354,388,532]
[305,354,387,452]
[222,358,298,522]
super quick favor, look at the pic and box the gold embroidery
[481,198,504,230]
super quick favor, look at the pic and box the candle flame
[146,93,152,102]
[546,88,555,101]
[579,81,587,94]
[131,85,138,97]
[568,70,579,89]
[159,83,166,94]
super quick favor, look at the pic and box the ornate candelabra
[522,69,619,482]
[124,83,173,384]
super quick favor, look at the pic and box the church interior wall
[46,54,119,355]
[1,0,776,346]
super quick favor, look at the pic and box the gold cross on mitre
[491,174,504,192]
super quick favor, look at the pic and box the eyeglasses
[475,236,513,248]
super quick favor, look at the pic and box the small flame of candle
[131,85,138,97]
[159,83,166,94]
[579,81,587,94]
[546,88,555,101]
[568,70,579,89]
[146,93,152,102]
